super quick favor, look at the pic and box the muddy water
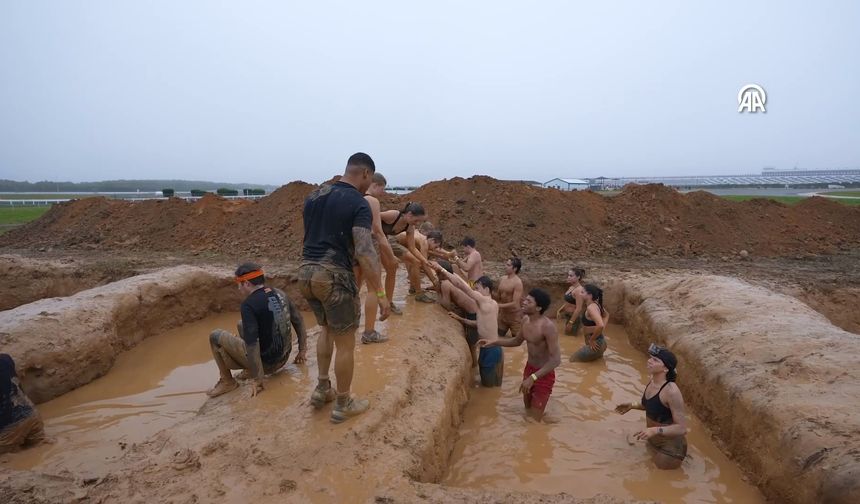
[443,324,766,503]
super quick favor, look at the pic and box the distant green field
[820,190,860,198]
[721,195,860,206]
[0,193,95,200]
[0,206,51,233]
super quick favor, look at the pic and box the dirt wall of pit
[0,266,240,403]
[605,273,860,504]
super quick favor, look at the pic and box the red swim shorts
[523,363,555,412]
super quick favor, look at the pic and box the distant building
[544,178,589,191]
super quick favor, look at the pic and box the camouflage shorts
[298,263,360,332]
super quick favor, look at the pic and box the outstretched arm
[432,262,483,303]
[479,333,523,348]
[353,226,390,320]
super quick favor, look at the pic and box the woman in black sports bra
[556,267,586,336]
[378,202,437,298]
[615,344,688,469]
[570,284,608,362]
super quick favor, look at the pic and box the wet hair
[584,284,605,315]
[403,202,425,216]
[461,236,476,248]
[346,152,376,172]
[651,348,679,382]
[235,262,265,285]
[509,257,522,274]
[529,288,551,314]
[426,230,443,244]
[418,221,434,234]
[436,259,453,274]
[475,276,493,291]
[371,172,387,185]
[569,267,585,280]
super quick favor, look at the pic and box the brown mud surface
[3,177,859,260]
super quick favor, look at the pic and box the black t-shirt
[1,354,35,429]
[240,287,290,367]
[302,181,372,270]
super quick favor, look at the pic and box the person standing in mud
[432,262,503,387]
[381,202,438,302]
[570,284,609,362]
[207,263,308,398]
[556,267,586,336]
[615,344,688,469]
[497,257,524,338]
[436,259,480,369]
[299,152,390,424]
[479,289,561,421]
[456,237,483,285]
[1,354,46,454]
[354,172,398,344]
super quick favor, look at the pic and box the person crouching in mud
[1,354,46,454]
[432,262,503,387]
[615,344,688,469]
[479,289,561,421]
[207,263,308,398]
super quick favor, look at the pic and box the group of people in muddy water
[0,153,688,469]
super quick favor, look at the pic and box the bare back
[475,294,499,341]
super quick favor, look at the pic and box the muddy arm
[287,299,307,353]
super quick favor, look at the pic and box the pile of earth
[3,176,859,261]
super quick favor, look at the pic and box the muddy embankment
[606,274,860,504]
[0,255,141,312]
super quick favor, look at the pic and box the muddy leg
[209,330,240,380]
[316,325,334,382]
[331,328,356,394]
[363,279,378,334]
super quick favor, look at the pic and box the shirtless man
[436,259,480,368]
[432,262,503,387]
[426,230,457,262]
[497,257,524,338]
[456,237,483,285]
[355,173,399,343]
[396,222,437,301]
[479,289,560,420]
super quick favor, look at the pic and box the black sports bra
[564,291,576,304]
[641,381,673,424]
[381,203,411,236]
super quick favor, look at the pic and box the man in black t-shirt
[207,262,308,398]
[298,152,389,423]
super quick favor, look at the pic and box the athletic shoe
[389,304,403,315]
[206,378,238,398]
[361,330,389,344]
[310,383,336,409]
[415,292,436,303]
[331,395,370,424]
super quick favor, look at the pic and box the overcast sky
[1,1,858,186]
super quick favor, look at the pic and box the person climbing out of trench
[207,263,308,398]
[614,344,688,469]
[1,353,47,454]
[455,236,484,287]
[379,201,438,303]
[436,259,480,370]
[299,152,390,424]
[556,267,586,336]
[478,289,561,420]
[570,284,609,362]
[433,261,503,387]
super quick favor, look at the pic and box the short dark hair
[461,236,476,248]
[347,152,375,172]
[529,288,551,314]
[427,230,443,244]
[235,262,265,285]
[509,257,522,273]
[475,275,493,291]
[436,259,453,274]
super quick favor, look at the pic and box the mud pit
[444,324,764,503]
[1,265,859,503]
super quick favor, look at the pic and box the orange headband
[235,270,264,283]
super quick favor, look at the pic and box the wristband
[376,290,386,298]
[530,373,538,382]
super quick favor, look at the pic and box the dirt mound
[3,177,859,260]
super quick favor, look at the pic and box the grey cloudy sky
[1,1,858,186]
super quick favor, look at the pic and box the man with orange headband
[299,152,390,424]
[207,262,307,398]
